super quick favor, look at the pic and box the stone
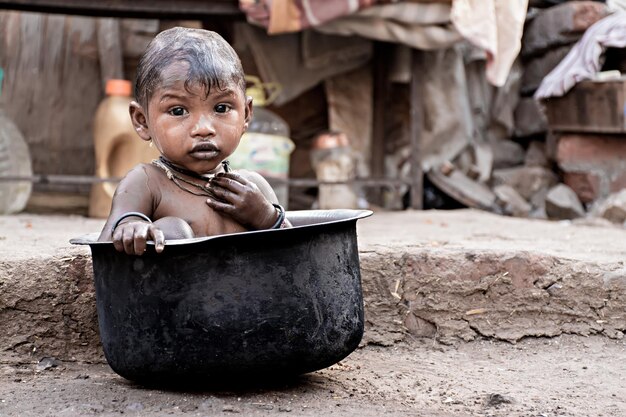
[427,168,500,213]
[522,1,610,58]
[494,185,532,218]
[530,204,549,220]
[592,189,626,224]
[524,140,550,168]
[545,184,586,220]
[562,171,601,204]
[491,166,559,201]
[404,313,437,338]
[490,139,526,170]
[556,133,626,202]
[545,131,559,161]
[36,357,61,371]
[222,405,242,413]
[485,393,515,408]
[515,98,549,138]
[530,185,550,214]
[521,46,572,95]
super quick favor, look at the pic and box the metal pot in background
[311,131,359,210]
[0,68,33,214]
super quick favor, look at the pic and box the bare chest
[152,179,246,237]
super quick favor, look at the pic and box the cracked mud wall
[0,251,100,362]
[360,248,626,346]
[2,246,626,362]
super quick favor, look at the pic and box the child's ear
[243,96,253,132]
[129,101,151,141]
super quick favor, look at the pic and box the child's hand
[206,172,280,230]
[112,221,166,255]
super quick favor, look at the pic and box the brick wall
[556,134,626,203]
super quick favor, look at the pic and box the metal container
[71,209,372,383]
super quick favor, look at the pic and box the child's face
[131,61,251,174]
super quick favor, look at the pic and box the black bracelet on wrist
[269,204,285,229]
[112,212,152,232]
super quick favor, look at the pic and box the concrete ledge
[358,210,626,345]
[361,249,626,346]
[1,210,625,362]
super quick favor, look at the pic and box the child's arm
[98,165,165,255]
[206,170,292,230]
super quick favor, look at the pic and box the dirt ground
[1,334,625,417]
[2,210,626,416]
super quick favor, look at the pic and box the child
[98,27,289,255]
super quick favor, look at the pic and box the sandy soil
[1,334,624,417]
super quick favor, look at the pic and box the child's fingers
[133,230,148,255]
[112,223,151,255]
[112,228,125,253]
[208,182,243,205]
[209,175,248,194]
[113,226,137,254]
[149,225,165,253]
[206,198,236,216]
[121,227,137,255]
[112,223,132,253]
[214,171,248,185]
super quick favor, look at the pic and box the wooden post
[409,48,424,210]
[370,41,389,205]
[96,18,124,87]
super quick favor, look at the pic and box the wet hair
[134,27,246,109]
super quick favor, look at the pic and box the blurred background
[1,0,626,226]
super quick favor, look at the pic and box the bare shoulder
[120,163,160,184]
[98,163,162,241]
[115,163,164,195]
[236,169,269,184]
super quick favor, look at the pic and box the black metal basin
[71,209,372,383]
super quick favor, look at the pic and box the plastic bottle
[89,79,160,218]
[0,67,33,214]
[228,76,295,207]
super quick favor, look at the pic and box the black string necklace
[157,156,230,178]
[151,157,229,199]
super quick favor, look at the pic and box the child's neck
[158,156,228,180]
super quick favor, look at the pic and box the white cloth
[315,3,462,51]
[608,0,626,12]
[316,0,528,86]
[450,0,529,87]
[535,11,626,100]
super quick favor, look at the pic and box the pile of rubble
[440,1,626,226]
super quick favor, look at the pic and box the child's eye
[168,106,187,116]
[215,104,231,113]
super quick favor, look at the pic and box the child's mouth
[191,143,220,159]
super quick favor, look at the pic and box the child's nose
[190,114,216,139]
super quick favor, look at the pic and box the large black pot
[71,209,372,383]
